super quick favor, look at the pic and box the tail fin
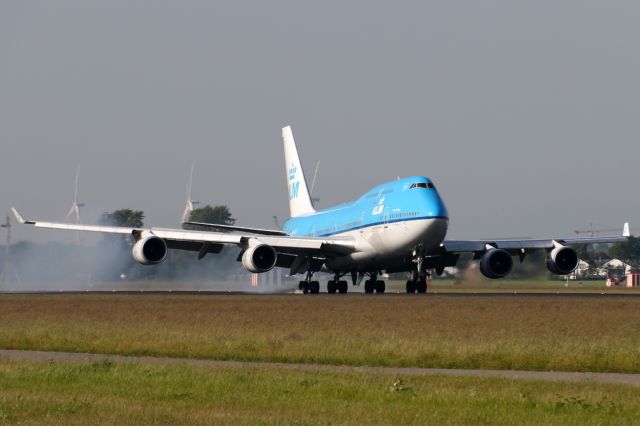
[282,125,316,217]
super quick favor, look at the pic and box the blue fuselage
[282,176,449,239]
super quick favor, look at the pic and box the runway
[2,349,639,387]
[2,290,640,298]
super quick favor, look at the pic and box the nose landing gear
[407,250,430,294]
[406,269,429,293]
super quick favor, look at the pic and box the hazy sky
[1,1,639,244]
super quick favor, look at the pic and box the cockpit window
[410,182,434,189]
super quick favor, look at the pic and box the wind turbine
[181,162,199,222]
[64,165,84,243]
[0,213,19,286]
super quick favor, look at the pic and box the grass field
[1,359,639,425]
[1,294,640,373]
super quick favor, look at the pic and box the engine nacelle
[479,248,513,279]
[132,236,168,265]
[546,245,579,275]
[242,243,277,273]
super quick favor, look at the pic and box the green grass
[1,359,639,425]
[2,294,640,373]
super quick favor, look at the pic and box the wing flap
[165,240,225,254]
[150,228,243,244]
[443,239,554,252]
[254,235,355,255]
[181,221,287,236]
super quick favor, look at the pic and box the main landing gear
[299,272,320,294]
[299,278,347,294]
[327,274,349,294]
[363,272,385,294]
[298,271,386,295]
[299,280,320,294]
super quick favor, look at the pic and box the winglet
[11,207,35,225]
[11,207,26,224]
[623,222,631,237]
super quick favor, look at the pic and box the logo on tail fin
[288,163,300,199]
[289,182,300,200]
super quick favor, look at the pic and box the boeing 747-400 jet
[13,126,630,294]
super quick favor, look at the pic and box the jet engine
[546,245,579,275]
[241,243,277,273]
[479,248,513,279]
[132,235,168,265]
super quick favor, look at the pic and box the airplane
[12,125,630,294]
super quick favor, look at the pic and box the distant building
[573,259,592,279]
[597,258,632,276]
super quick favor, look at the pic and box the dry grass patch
[1,294,640,372]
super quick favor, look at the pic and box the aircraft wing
[11,208,356,257]
[442,223,630,254]
[443,236,628,254]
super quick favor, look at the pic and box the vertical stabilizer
[282,125,316,217]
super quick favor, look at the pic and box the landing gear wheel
[309,281,320,294]
[416,277,427,294]
[327,280,337,294]
[406,280,416,293]
[364,280,374,293]
[300,281,309,294]
[338,280,348,294]
[375,280,386,293]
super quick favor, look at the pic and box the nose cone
[425,191,449,219]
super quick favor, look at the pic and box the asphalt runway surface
[2,290,640,298]
[1,349,639,387]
